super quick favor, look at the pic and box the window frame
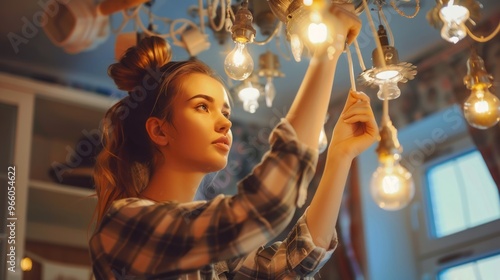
[411,132,500,279]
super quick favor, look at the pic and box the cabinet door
[0,91,34,280]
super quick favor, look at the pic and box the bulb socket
[372,25,400,68]
[464,49,493,90]
[258,51,285,78]
[231,2,256,43]
[376,121,403,163]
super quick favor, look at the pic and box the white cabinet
[0,72,118,278]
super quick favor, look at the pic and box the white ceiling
[0,0,498,125]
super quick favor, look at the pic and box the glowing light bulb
[291,34,303,62]
[21,257,32,271]
[439,3,469,44]
[308,11,327,44]
[264,77,276,108]
[377,81,401,100]
[463,87,500,129]
[238,84,260,113]
[371,160,415,211]
[224,42,254,80]
[303,0,313,6]
[318,126,328,154]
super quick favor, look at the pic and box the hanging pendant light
[224,1,256,81]
[371,119,415,211]
[358,24,417,100]
[463,49,500,129]
[258,51,285,107]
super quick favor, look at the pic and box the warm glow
[291,34,303,62]
[303,0,313,6]
[318,126,328,154]
[439,4,469,44]
[474,99,490,113]
[375,70,399,80]
[308,22,328,44]
[440,4,469,23]
[224,42,254,80]
[381,175,403,194]
[371,162,415,211]
[21,257,32,271]
[307,11,327,44]
[238,84,260,113]
[463,88,500,129]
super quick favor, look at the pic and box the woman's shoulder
[107,196,224,217]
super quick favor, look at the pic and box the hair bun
[108,36,172,92]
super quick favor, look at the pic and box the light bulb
[377,81,401,100]
[238,85,260,113]
[308,11,327,44]
[224,42,254,81]
[318,126,328,154]
[264,77,276,108]
[440,21,467,44]
[370,160,415,211]
[291,34,303,62]
[21,257,32,271]
[463,87,500,129]
[439,4,469,44]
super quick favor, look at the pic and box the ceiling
[0,0,498,125]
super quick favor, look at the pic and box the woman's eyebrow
[188,94,230,110]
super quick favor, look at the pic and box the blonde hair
[93,36,222,225]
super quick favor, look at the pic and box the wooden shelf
[29,179,96,197]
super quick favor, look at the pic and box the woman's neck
[141,163,204,203]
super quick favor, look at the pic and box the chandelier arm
[207,0,226,32]
[198,0,206,33]
[389,0,420,19]
[353,39,366,71]
[111,6,142,34]
[253,22,283,46]
[274,30,292,61]
[133,8,170,38]
[346,46,357,92]
[466,22,500,43]
[169,18,200,45]
[228,0,236,22]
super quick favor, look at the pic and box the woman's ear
[145,117,169,146]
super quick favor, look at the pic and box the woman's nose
[217,115,232,133]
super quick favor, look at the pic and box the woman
[90,4,377,279]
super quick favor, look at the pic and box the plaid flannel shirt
[90,119,338,279]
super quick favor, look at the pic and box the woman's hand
[329,90,378,160]
[314,3,362,59]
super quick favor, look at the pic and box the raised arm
[307,90,378,249]
[286,4,361,149]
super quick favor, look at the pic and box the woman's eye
[197,104,209,112]
[223,112,231,119]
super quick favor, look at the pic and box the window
[439,253,500,280]
[415,135,500,280]
[426,150,500,238]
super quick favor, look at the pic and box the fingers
[328,4,362,45]
[342,90,370,112]
[341,92,375,123]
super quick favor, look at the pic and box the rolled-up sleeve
[223,210,338,279]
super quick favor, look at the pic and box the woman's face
[164,73,233,173]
